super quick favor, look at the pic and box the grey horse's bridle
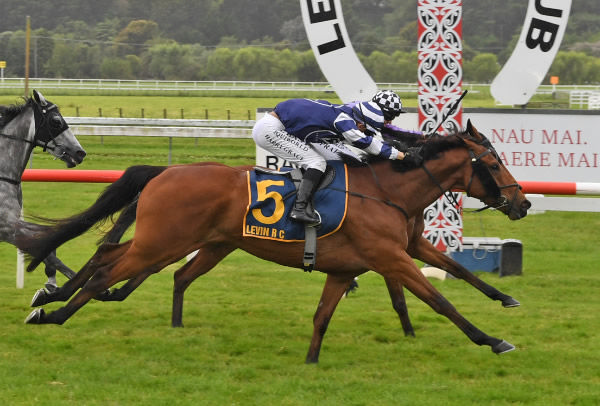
[0,101,69,185]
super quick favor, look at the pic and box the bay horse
[25,126,521,339]
[0,90,86,289]
[19,120,530,363]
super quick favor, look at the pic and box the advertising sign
[491,0,572,105]
[376,111,600,184]
[300,0,377,102]
[464,110,599,183]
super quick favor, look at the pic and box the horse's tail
[17,165,168,272]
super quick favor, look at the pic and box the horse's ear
[32,90,48,107]
[466,119,481,139]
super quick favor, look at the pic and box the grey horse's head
[30,90,86,167]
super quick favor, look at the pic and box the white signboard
[300,0,377,103]
[256,110,599,183]
[465,111,599,183]
[491,0,571,105]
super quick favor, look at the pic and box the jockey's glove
[402,147,424,166]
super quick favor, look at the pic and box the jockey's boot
[290,168,323,225]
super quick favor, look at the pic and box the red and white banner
[418,0,464,252]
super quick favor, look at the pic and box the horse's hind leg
[37,202,139,301]
[26,242,158,325]
[30,243,129,307]
[94,270,153,302]
[408,235,520,307]
[172,245,234,327]
[383,277,415,337]
[306,274,357,364]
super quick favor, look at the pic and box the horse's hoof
[25,308,45,324]
[31,288,49,307]
[502,297,521,308]
[492,340,515,354]
[44,283,58,293]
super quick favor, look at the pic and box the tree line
[1,0,599,58]
[2,0,600,85]
[2,23,599,85]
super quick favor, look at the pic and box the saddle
[253,165,337,194]
[244,162,348,272]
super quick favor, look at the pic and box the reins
[0,130,35,186]
[420,163,462,210]
[329,164,410,220]
[421,90,469,212]
[0,131,36,145]
[327,132,523,220]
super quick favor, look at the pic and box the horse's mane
[339,128,470,172]
[0,97,33,128]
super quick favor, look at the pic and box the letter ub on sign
[491,0,572,106]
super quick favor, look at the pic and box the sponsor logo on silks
[243,161,348,242]
[491,0,572,105]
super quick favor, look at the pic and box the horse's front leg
[306,273,357,364]
[383,277,415,337]
[377,252,515,355]
[407,235,520,307]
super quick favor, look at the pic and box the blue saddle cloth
[243,161,348,241]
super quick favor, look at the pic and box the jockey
[252,91,418,224]
[373,89,424,140]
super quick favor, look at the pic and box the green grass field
[0,84,565,120]
[0,94,598,405]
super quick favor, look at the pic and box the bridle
[421,137,523,214]
[0,100,69,185]
[465,144,522,213]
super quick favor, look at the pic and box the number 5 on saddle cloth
[243,161,348,270]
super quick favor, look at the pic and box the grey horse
[1,90,86,290]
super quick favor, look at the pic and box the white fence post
[17,208,25,288]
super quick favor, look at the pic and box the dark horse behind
[0,90,86,289]
[18,120,530,363]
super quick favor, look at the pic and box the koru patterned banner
[418,0,464,252]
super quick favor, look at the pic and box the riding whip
[427,90,468,137]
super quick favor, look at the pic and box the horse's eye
[490,163,500,171]
[49,115,63,129]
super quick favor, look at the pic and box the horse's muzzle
[62,149,86,168]
[509,198,531,220]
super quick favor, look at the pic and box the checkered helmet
[372,90,404,121]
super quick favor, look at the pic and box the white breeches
[252,113,364,172]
